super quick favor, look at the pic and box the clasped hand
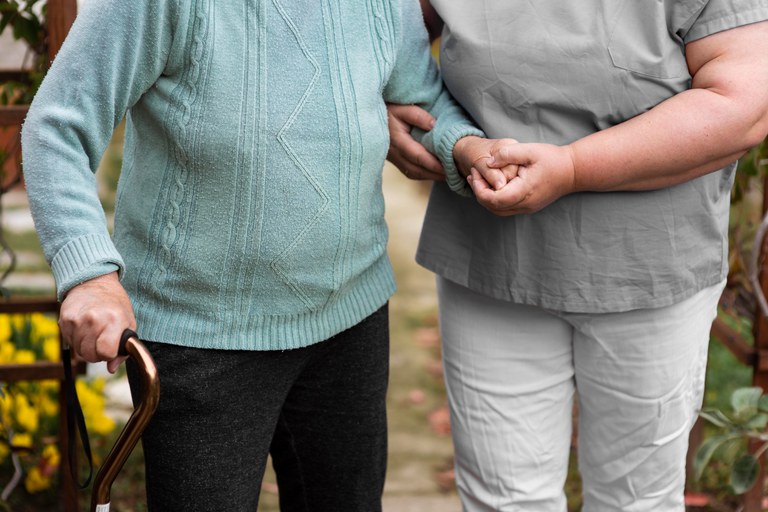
[455,137,578,216]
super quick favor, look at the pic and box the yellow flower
[0,442,9,464]
[30,313,58,339]
[38,393,58,417]
[0,313,117,480]
[9,315,27,340]
[91,413,116,436]
[24,466,51,494]
[75,380,116,436]
[0,390,12,426]
[0,340,14,363]
[0,315,11,344]
[13,349,35,365]
[11,432,32,450]
[42,337,59,362]
[41,444,60,468]
[14,394,39,433]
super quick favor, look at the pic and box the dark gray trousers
[127,305,389,512]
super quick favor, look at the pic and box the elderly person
[388,0,768,510]
[21,0,501,510]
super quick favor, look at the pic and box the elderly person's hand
[59,272,136,374]
[386,104,445,181]
[453,136,519,191]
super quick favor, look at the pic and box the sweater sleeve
[382,0,484,196]
[21,0,178,300]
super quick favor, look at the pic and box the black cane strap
[63,344,93,489]
[63,328,138,490]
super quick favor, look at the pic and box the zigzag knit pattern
[22,0,484,350]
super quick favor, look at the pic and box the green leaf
[731,454,760,494]
[721,437,749,463]
[694,434,734,481]
[758,394,768,413]
[731,387,764,417]
[745,413,768,431]
[699,408,735,428]
[0,15,11,35]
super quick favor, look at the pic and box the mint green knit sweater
[21,0,482,350]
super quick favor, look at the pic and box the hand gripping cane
[91,329,160,512]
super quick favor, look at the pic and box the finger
[77,333,100,362]
[500,164,520,182]
[467,167,492,193]
[470,169,525,215]
[107,356,129,374]
[472,161,507,191]
[59,309,98,360]
[487,143,530,168]
[401,140,444,175]
[387,151,444,179]
[400,164,445,181]
[58,318,74,348]
[388,104,436,132]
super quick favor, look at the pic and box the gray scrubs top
[416,0,768,313]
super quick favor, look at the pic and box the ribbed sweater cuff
[51,234,125,300]
[436,124,486,198]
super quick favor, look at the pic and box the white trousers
[436,277,725,512]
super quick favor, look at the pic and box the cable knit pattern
[270,0,329,310]
[141,0,209,302]
[22,0,484,350]
[368,0,395,82]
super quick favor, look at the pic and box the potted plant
[0,0,48,192]
[0,0,77,193]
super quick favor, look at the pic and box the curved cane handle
[91,330,159,512]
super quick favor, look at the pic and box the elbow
[742,89,768,148]
[727,97,768,151]
[745,114,768,149]
[20,109,40,154]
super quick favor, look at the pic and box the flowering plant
[0,313,116,505]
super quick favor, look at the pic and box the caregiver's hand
[469,143,577,216]
[386,104,445,181]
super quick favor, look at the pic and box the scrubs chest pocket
[607,0,701,79]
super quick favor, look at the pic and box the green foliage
[0,0,48,106]
[732,140,768,204]
[0,0,46,52]
[732,454,760,494]
[697,386,768,494]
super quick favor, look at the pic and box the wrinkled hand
[453,136,519,190]
[386,104,445,181]
[468,143,577,216]
[59,272,136,374]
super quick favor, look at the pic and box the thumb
[488,143,531,168]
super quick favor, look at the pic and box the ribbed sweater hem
[132,258,396,351]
